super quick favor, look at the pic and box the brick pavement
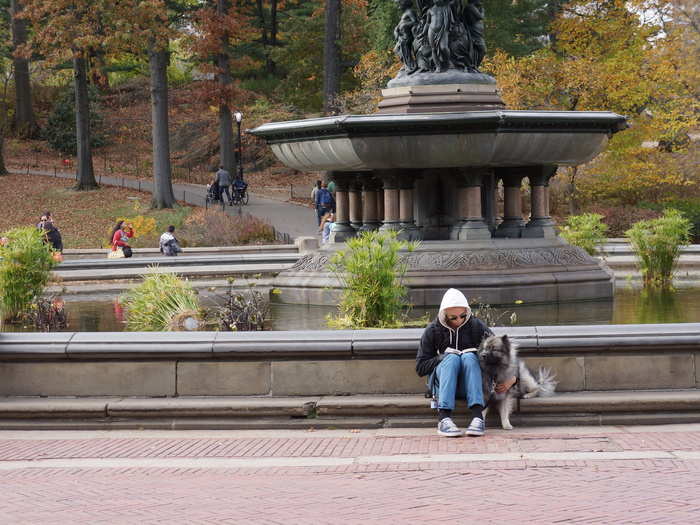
[0,426,698,524]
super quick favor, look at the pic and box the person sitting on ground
[319,212,335,244]
[416,288,515,438]
[42,220,63,254]
[159,225,182,256]
[110,220,134,257]
[37,210,52,230]
[215,165,232,204]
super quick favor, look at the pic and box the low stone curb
[1,390,700,429]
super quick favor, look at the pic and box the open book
[443,347,478,356]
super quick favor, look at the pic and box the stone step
[62,244,297,260]
[315,390,700,417]
[54,262,293,282]
[1,390,699,429]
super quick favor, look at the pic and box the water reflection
[2,287,698,332]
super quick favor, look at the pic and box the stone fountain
[249,0,627,306]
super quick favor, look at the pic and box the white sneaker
[466,417,485,437]
[437,417,464,437]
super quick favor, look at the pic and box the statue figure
[448,0,472,71]
[393,0,419,73]
[412,5,434,73]
[423,0,454,72]
[463,0,486,71]
[389,0,488,76]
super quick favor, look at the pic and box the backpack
[318,188,334,208]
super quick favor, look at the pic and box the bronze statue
[392,0,487,75]
[393,0,419,73]
[463,0,486,70]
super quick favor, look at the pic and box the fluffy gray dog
[478,334,557,430]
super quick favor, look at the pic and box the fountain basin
[249,110,627,172]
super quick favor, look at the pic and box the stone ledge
[2,324,698,360]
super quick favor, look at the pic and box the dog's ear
[501,334,509,345]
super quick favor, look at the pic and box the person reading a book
[415,288,515,438]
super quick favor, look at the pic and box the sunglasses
[446,313,468,322]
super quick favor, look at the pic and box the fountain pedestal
[249,95,626,306]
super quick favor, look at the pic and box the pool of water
[3,287,699,332]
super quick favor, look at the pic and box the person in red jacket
[110,220,134,257]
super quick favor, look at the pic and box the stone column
[495,169,526,238]
[359,177,381,232]
[451,169,491,240]
[398,174,421,240]
[378,171,401,232]
[329,172,357,243]
[376,186,384,225]
[524,166,558,238]
[348,177,363,230]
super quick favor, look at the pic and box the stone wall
[1,325,698,397]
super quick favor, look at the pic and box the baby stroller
[205,181,221,208]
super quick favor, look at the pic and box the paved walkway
[10,168,319,241]
[0,424,698,523]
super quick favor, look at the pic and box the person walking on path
[416,288,513,438]
[216,166,232,204]
[315,182,335,225]
[311,180,322,207]
[110,220,134,258]
[159,225,182,256]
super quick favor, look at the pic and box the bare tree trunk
[0,135,7,175]
[217,0,234,174]
[567,166,579,215]
[149,46,175,209]
[323,0,341,115]
[73,55,98,190]
[10,0,39,138]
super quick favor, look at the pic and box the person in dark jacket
[417,288,513,437]
[42,221,63,253]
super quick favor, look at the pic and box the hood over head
[438,288,472,328]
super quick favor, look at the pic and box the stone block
[0,332,71,357]
[295,236,318,254]
[0,361,176,396]
[177,362,271,395]
[272,359,424,396]
[585,354,695,390]
[521,356,584,392]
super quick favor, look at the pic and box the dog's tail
[536,367,557,397]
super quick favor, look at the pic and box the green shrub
[0,227,57,323]
[327,230,418,329]
[120,270,202,331]
[43,85,105,155]
[559,213,608,255]
[626,209,692,288]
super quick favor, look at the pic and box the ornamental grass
[327,230,418,329]
[626,209,692,288]
[120,269,202,331]
[0,227,57,324]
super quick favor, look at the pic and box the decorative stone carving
[287,246,596,273]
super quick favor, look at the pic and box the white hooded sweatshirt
[438,288,472,329]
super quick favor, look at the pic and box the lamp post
[234,110,243,182]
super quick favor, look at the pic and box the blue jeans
[433,352,484,411]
